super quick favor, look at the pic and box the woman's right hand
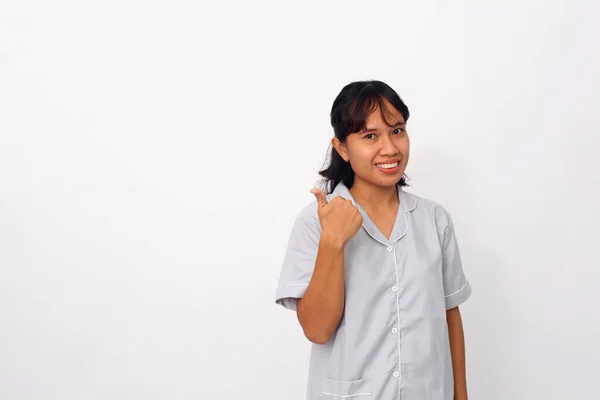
[310,188,363,246]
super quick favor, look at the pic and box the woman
[275,80,472,400]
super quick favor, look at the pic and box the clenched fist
[310,188,363,246]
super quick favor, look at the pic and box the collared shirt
[275,182,472,400]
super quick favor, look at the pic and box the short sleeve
[438,209,472,309]
[275,205,321,311]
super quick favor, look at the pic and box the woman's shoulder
[402,189,453,223]
[293,199,320,225]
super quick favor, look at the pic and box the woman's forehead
[363,106,405,128]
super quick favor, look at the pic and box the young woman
[275,80,472,400]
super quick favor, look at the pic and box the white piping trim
[277,283,309,290]
[360,200,416,246]
[444,281,468,298]
[321,392,371,398]
[390,191,417,244]
[361,226,386,246]
[392,247,402,400]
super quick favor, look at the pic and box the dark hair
[318,80,411,194]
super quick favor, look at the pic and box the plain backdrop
[1,1,600,399]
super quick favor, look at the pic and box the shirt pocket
[319,377,371,400]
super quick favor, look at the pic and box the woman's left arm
[447,306,468,400]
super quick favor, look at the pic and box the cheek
[347,143,370,160]
[352,147,379,169]
[398,136,410,156]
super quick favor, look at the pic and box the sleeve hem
[445,281,472,309]
[275,283,309,311]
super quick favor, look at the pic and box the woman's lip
[375,159,400,165]
[376,164,400,174]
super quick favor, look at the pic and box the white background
[1,1,599,399]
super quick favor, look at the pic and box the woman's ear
[332,137,348,162]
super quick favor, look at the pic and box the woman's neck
[349,178,399,210]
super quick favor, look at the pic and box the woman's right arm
[296,231,346,344]
[296,190,362,344]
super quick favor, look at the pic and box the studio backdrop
[1,1,599,399]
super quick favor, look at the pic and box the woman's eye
[393,128,405,135]
[365,133,375,139]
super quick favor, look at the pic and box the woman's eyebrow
[361,122,405,133]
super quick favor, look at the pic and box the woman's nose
[380,136,398,156]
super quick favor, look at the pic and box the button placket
[388,244,402,390]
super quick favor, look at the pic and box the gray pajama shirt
[275,182,472,400]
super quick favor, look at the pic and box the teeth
[377,162,398,169]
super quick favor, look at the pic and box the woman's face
[334,99,410,189]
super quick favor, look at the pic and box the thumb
[310,188,328,209]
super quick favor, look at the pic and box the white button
[386,246,393,251]
[393,371,399,378]
[392,328,398,334]
[392,286,398,292]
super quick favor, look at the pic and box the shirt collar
[331,181,417,245]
